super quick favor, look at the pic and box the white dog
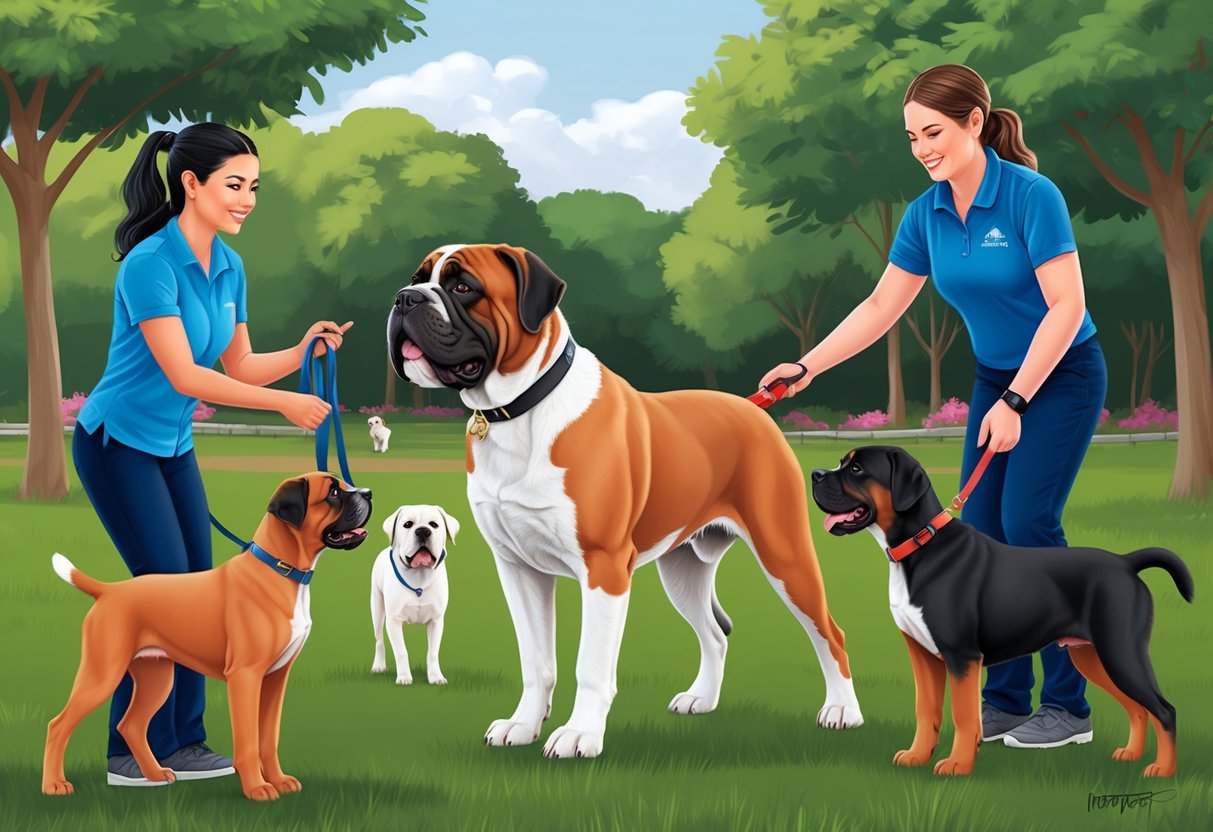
[368,416,392,453]
[371,505,460,685]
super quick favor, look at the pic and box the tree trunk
[1139,322,1171,408]
[1121,321,1144,410]
[1153,201,1213,499]
[16,189,69,501]
[702,359,718,390]
[885,325,905,426]
[412,383,425,410]
[384,358,396,407]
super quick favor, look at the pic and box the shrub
[781,410,830,430]
[1117,399,1178,430]
[1098,408,1110,427]
[922,397,969,429]
[192,402,216,422]
[411,406,466,418]
[61,392,88,426]
[840,409,890,430]
[359,404,406,416]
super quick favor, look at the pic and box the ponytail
[114,131,177,260]
[983,107,1037,171]
[113,122,259,260]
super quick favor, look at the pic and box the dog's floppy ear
[887,448,931,512]
[437,507,460,544]
[496,247,567,334]
[268,477,309,530]
[382,506,403,538]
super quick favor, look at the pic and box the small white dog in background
[371,505,460,685]
[368,416,392,453]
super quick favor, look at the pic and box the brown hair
[903,64,1037,171]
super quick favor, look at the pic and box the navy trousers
[72,424,211,759]
[958,335,1107,718]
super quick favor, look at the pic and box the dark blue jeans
[958,335,1107,718]
[72,424,211,759]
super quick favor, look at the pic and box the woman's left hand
[977,399,1022,453]
[300,321,354,358]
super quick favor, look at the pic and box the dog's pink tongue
[412,550,435,568]
[401,340,424,361]
[823,509,862,533]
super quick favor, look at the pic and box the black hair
[114,122,259,259]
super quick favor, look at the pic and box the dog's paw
[893,748,933,767]
[395,675,414,686]
[428,672,448,685]
[543,726,603,759]
[668,692,717,715]
[817,701,864,730]
[1143,762,1176,778]
[932,756,973,777]
[41,779,74,796]
[484,719,541,747]
[371,662,387,674]
[1112,746,1143,762]
[244,783,280,801]
[271,775,302,794]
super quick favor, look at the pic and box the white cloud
[291,52,721,211]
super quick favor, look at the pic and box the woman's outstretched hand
[757,362,812,400]
[300,320,354,359]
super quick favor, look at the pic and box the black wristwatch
[1000,389,1030,415]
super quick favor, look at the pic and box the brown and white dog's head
[810,447,939,545]
[261,472,374,557]
[382,504,461,570]
[386,244,567,392]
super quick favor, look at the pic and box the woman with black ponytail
[759,65,1108,758]
[74,122,353,787]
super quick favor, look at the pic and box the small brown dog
[42,472,372,799]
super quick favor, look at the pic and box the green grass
[0,430,1209,831]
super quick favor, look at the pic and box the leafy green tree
[0,0,426,499]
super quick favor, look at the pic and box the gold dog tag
[467,410,489,441]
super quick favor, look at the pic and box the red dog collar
[887,447,996,562]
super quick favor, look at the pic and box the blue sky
[290,0,774,210]
[299,0,772,122]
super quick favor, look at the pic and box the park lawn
[0,429,1209,832]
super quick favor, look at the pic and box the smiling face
[903,101,983,183]
[810,447,935,541]
[383,505,461,570]
[182,153,259,235]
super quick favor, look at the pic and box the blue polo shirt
[78,216,247,457]
[888,146,1096,369]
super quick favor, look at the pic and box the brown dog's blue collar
[249,542,314,585]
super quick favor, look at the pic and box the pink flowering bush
[412,406,465,418]
[1117,400,1178,430]
[840,410,890,430]
[922,398,969,428]
[192,402,216,422]
[781,410,830,430]
[61,392,88,426]
[359,404,407,416]
[1098,408,1110,427]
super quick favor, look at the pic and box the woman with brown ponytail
[74,123,352,786]
[760,65,1107,752]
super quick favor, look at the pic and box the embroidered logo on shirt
[981,227,1009,248]
[224,301,236,325]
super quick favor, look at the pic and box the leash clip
[275,560,295,578]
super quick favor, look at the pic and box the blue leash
[209,334,356,553]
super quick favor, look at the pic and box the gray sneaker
[160,742,235,780]
[981,702,1033,742]
[1003,705,1093,748]
[107,754,171,787]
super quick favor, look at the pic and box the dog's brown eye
[403,521,414,529]
[454,281,470,294]
[850,463,863,474]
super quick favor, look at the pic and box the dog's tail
[51,553,107,599]
[1126,548,1194,603]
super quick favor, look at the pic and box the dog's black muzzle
[387,287,495,390]
[323,487,373,550]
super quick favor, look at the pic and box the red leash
[745,367,996,562]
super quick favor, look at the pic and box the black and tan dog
[43,473,372,799]
[811,446,1192,777]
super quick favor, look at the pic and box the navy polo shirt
[78,216,247,457]
[888,146,1096,369]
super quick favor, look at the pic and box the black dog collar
[469,339,575,438]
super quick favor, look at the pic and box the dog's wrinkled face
[267,472,373,551]
[810,446,932,537]
[383,504,461,569]
[386,244,567,390]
